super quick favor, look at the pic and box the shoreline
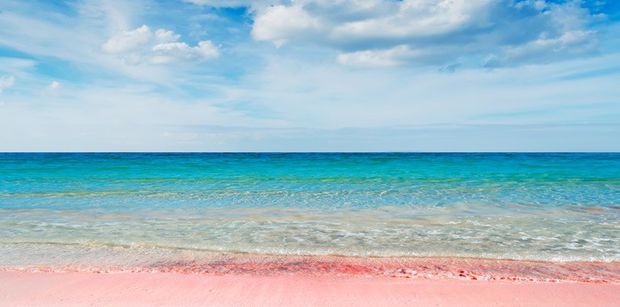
[2,270,619,307]
[2,254,619,283]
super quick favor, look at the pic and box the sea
[1,153,619,271]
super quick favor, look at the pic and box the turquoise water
[1,153,619,267]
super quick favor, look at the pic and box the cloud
[336,45,416,67]
[222,51,620,132]
[0,75,16,93]
[48,81,61,90]
[251,0,601,67]
[487,30,596,67]
[252,4,323,47]
[0,57,37,73]
[1,0,619,152]
[184,0,251,7]
[184,0,277,9]
[102,25,219,65]
[102,25,152,53]
[0,1,224,85]
[0,83,276,151]
[4,50,619,151]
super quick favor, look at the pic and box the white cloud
[102,25,219,65]
[196,41,220,58]
[154,29,180,43]
[329,0,493,40]
[184,0,277,9]
[102,25,152,53]
[151,41,219,64]
[502,30,596,63]
[251,0,600,67]
[0,57,37,73]
[251,0,495,45]
[0,83,275,151]
[253,5,323,47]
[337,45,417,67]
[219,51,620,133]
[0,76,16,93]
[48,81,61,90]
[5,52,618,151]
[184,0,250,7]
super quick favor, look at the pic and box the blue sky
[0,0,619,151]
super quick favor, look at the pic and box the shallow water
[1,153,619,267]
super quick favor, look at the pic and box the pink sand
[1,271,619,307]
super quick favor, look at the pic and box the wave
[1,241,619,263]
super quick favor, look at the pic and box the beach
[2,255,619,306]
[1,153,619,306]
[2,270,620,307]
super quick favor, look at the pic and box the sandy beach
[2,270,619,307]
[2,256,619,306]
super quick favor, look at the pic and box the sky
[0,0,619,152]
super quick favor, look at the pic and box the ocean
[1,153,619,270]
